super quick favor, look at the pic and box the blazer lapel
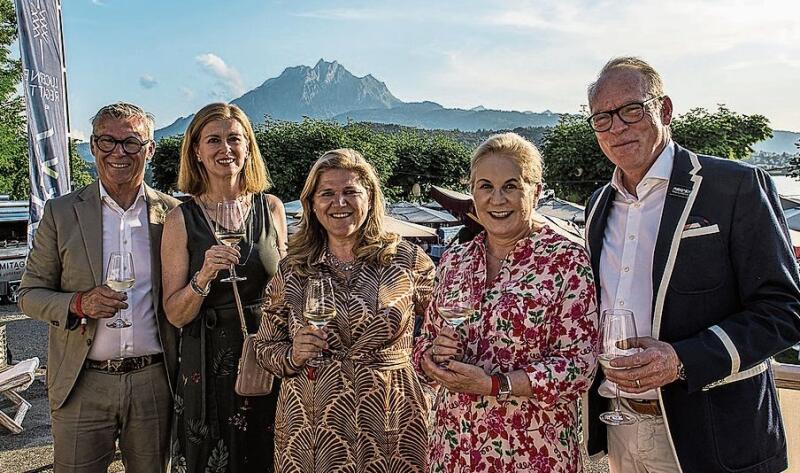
[651,145,703,338]
[145,185,168,311]
[585,184,615,290]
[74,181,103,286]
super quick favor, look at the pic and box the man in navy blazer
[583,57,800,472]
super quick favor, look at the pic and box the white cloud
[195,53,245,98]
[419,0,800,129]
[139,74,157,89]
[70,129,88,142]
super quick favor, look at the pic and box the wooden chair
[0,357,39,434]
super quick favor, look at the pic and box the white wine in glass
[304,277,336,366]
[216,200,247,282]
[438,305,475,328]
[599,308,638,425]
[106,251,135,329]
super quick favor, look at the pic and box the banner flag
[14,0,71,246]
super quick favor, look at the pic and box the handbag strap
[195,197,249,339]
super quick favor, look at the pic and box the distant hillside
[153,59,563,138]
[753,130,799,155]
[332,102,561,131]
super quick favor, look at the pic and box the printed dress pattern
[413,226,598,473]
[255,240,434,473]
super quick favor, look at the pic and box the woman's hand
[421,350,492,396]
[196,244,241,287]
[429,325,463,365]
[291,325,328,367]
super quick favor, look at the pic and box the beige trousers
[607,398,681,473]
[50,362,171,473]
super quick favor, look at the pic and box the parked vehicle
[0,200,28,303]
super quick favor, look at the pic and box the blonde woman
[161,103,287,472]
[414,133,598,472]
[254,149,434,472]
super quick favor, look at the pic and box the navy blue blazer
[584,144,800,473]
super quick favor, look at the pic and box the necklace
[326,248,357,272]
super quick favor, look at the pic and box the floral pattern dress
[413,225,598,473]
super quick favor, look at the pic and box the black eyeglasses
[91,135,152,154]
[587,96,664,132]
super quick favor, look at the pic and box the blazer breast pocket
[669,225,726,294]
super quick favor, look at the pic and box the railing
[774,361,800,471]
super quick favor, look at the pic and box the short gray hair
[91,102,155,139]
[587,57,665,106]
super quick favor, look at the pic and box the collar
[99,181,147,212]
[610,140,675,198]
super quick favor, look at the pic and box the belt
[626,398,662,416]
[85,353,164,374]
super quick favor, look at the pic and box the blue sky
[57,0,799,140]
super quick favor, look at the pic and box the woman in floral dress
[414,132,599,472]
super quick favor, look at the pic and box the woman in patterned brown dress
[254,149,434,472]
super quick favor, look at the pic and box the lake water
[772,175,800,198]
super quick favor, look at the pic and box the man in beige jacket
[19,102,179,473]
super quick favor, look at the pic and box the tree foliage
[542,105,772,204]
[150,118,471,203]
[0,0,92,199]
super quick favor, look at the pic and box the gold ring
[635,379,641,389]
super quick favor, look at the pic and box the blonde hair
[177,103,270,195]
[91,102,155,139]
[587,56,665,106]
[286,149,401,276]
[469,132,543,189]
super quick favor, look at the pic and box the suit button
[86,338,93,346]
[51,320,59,327]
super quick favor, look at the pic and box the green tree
[542,105,772,204]
[386,131,471,200]
[150,135,183,193]
[0,0,92,199]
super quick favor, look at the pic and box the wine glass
[436,267,477,364]
[303,277,336,367]
[598,308,639,425]
[216,200,247,282]
[105,251,135,329]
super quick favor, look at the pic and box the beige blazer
[18,181,180,410]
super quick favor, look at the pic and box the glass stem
[614,383,622,414]
[230,264,237,278]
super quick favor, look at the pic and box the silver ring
[635,379,641,389]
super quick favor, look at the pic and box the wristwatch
[497,373,512,400]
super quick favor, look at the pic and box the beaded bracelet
[190,272,211,297]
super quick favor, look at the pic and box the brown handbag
[197,198,274,396]
[231,277,274,396]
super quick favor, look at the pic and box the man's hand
[71,285,128,319]
[421,350,492,395]
[603,336,682,393]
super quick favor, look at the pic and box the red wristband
[490,374,500,396]
[74,292,86,318]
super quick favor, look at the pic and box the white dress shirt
[87,182,162,361]
[598,141,675,400]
